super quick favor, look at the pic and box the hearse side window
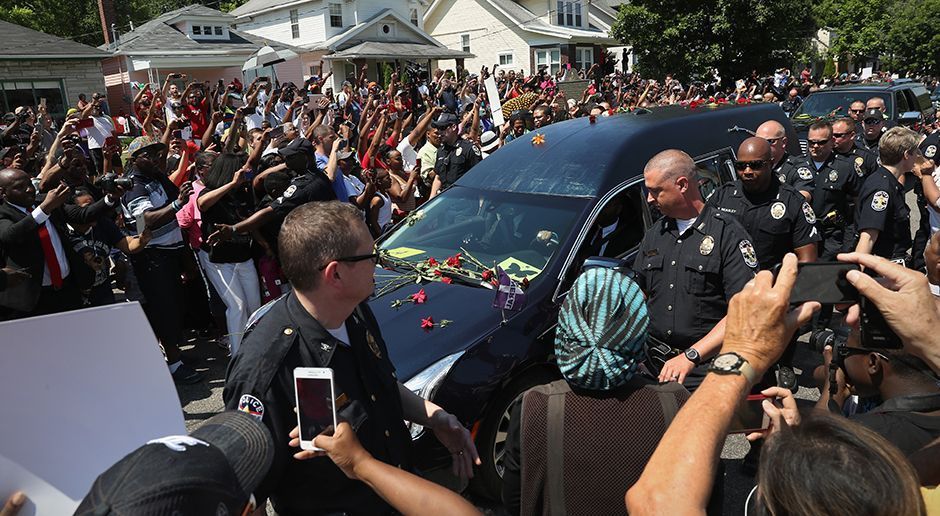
[695,152,736,201]
[896,91,911,113]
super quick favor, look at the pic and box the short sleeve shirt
[855,167,911,259]
[708,180,819,269]
[774,154,815,197]
[835,145,880,179]
[633,204,757,349]
[269,169,337,219]
[434,139,481,190]
[120,171,183,248]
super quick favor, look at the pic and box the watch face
[713,353,740,369]
[685,348,700,361]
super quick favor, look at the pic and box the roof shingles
[0,20,110,58]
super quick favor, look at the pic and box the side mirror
[898,111,921,125]
[581,256,638,282]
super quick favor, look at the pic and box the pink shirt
[175,181,206,250]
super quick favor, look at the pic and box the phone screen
[77,118,94,129]
[727,395,769,434]
[296,376,335,443]
[778,262,860,305]
[135,214,147,235]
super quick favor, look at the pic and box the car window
[896,91,911,113]
[695,152,736,201]
[793,91,892,120]
[911,87,932,112]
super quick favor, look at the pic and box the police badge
[455,147,463,157]
[854,156,864,176]
[739,240,758,268]
[700,236,715,255]
[282,184,297,198]
[802,202,816,224]
[366,330,382,359]
[871,191,889,212]
[797,167,813,180]
[770,202,786,220]
[829,170,838,182]
[926,145,937,159]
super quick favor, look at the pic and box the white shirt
[85,115,114,149]
[396,138,418,172]
[676,217,697,235]
[11,203,69,285]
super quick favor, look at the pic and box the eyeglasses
[863,118,883,124]
[808,139,830,146]
[764,137,781,145]
[849,109,865,114]
[734,160,768,171]
[317,251,380,271]
[837,346,889,362]
[831,132,851,138]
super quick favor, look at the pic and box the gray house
[0,20,110,118]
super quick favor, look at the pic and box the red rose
[427,257,439,266]
[410,289,427,304]
[482,270,493,281]
[421,316,435,330]
[446,253,462,268]
[441,277,453,284]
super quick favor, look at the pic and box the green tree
[610,0,817,82]
[813,0,891,64]
[882,0,940,75]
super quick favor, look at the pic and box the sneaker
[172,363,204,384]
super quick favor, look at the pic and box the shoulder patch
[770,201,786,219]
[472,145,481,156]
[797,167,813,180]
[926,145,937,159]
[237,394,265,421]
[802,202,816,224]
[871,191,889,212]
[283,184,297,198]
[455,146,463,157]
[739,240,758,268]
[777,174,786,183]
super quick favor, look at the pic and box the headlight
[403,350,464,440]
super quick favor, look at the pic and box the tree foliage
[0,0,249,47]
[881,0,940,75]
[610,0,816,82]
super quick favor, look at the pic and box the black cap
[863,108,885,122]
[278,137,315,159]
[75,411,274,516]
[431,112,459,129]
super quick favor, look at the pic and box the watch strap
[738,360,758,384]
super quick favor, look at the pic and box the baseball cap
[431,112,459,129]
[480,130,499,156]
[75,411,274,515]
[125,136,167,159]
[863,108,885,122]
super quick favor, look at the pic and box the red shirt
[182,97,209,140]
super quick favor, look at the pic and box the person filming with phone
[223,201,479,515]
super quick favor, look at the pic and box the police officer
[831,117,879,179]
[805,120,861,260]
[913,127,940,271]
[756,120,813,201]
[430,112,481,197]
[223,202,479,515]
[207,138,336,246]
[857,108,887,157]
[855,127,917,262]
[634,150,757,390]
[708,137,819,268]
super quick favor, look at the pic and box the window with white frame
[535,49,561,75]
[309,64,322,77]
[190,23,227,40]
[555,0,582,27]
[329,3,343,27]
[576,47,593,70]
[461,34,470,53]
[410,8,418,26]
[290,9,300,38]
[498,52,513,66]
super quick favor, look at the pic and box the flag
[492,267,526,312]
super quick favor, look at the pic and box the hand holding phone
[294,367,337,451]
[727,394,770,434]
[777,262,861,305]
[76,118,94,129]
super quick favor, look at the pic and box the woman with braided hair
[501,267,691,516]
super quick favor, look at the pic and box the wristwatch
[683,347,701,366]
[707,352,757,384]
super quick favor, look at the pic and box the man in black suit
[0,168,115,318]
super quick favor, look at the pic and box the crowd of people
[1,59,939,515]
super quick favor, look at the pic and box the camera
[96,173,133,193]
[808,326,849,353]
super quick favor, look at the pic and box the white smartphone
[294,367,337,451]
[135,214,147,235]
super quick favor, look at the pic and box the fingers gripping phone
[727,394,770,434]
[776,262,861,305]
[294,367,337,451]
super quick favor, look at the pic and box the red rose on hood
[421,316,435,330]
[427,257,439,266]
[446,253,462,267]
[410,289,427,304]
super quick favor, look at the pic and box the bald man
[634,150,757,390]
[756,120,813,201]
[707,137,819,269]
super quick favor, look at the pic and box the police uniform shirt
[856,133,882,157]
[633,204,758,349]
[855,166,911,260]
[434,138,481,190]
[834,144,879,179]
[774,153,815,198]
[223,292,411,515]
[808,155,860,228]
[270,169,337,219]
[708,180,819,270]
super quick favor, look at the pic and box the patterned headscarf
[555,268,649,391]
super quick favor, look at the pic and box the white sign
[0,303,186,515]
[860,67,873,80]
[484,76,505,127]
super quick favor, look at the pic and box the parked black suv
[790,80,936,155]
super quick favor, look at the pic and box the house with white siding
[231,0,471,92]
[422,0,619,76]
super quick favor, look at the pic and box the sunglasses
[831,132,852,138]
[849,109,865,113]
[863,118,883,124]
[764,137,781,145]
[808,139,830,146]
[734,160,768,171]
[317,251,380,271]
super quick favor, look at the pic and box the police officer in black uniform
[831,117,879,179]
[430,112,481,197]
[911,128,940,271]
[855,126,916,262]
[857,108,887,157]
[708,137,820,268]
[207,138,336,247]
[223,202,478,515]
[634,150,757,391]
[756,120,814,201]
[804,120,861,260]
